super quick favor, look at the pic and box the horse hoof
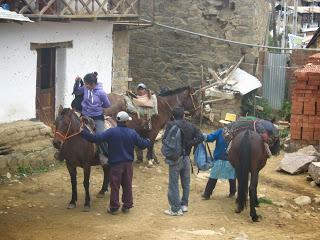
[96,192,105,198]
[67,203,76,209]
[83,205,91,212]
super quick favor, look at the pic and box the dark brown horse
[105,86,199,164]
[52,108,110,211]
[228,130,280,222]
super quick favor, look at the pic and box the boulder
[280,152,317,174]
[308,162,320,184]
[298,145,320,159]
[294,196,311,206]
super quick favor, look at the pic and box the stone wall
[129,0,269,91]
[112,26,132,94]
[0,121,55,176]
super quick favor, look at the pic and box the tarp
[225,68,262,95]
[0,8,33,22]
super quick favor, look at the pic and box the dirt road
[0,144,320,240]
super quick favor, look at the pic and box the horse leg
[135,147,143,163]
[67,164,77,209]
[83,166,91,211]
[97,165,110,198]
[249,171,259,222]
[255,173,260,208]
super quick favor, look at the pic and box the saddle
[124,90,158,130]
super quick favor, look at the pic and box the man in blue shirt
[202,128,236,199]
[81,111,151,214]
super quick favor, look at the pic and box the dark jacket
[163,119,204,156]
[81,123,150,166]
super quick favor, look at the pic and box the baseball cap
[116,111,132,122]
[137,83,146,89]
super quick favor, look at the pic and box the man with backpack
[162,107,204,216]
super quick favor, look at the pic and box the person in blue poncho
[202,128,236,199]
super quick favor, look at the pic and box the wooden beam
[20,0,36,14]
[78,0,92,14]
[60,0,75,15]
[40,0,57,15]
[124,0,138,14]
[30,41,73,50]
[94,0,108,15]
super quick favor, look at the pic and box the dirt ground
[0,142,320,240]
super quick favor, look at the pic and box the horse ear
[58,105,63,115]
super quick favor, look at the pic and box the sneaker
[164,209,183,216]
[107,208,119,215]
[181,205,188,212]
[121,207,130,214]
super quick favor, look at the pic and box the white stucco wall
[0,21,113,123]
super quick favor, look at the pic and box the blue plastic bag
[194,142,214,172]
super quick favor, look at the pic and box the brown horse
[52,108,110,211]
[105,86,199,164]
[228,130,280,222]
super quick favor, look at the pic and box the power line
[141,18,320,52]
[130,42,305,70]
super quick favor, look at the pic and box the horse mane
[60,108,71,115]
[158,86,191,96]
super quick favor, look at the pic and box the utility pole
[271,0,277,47]
[282,0,287,52]
[293,0,298,34]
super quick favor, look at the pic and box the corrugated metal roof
[0,8,33,22]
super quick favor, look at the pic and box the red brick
[314,128,320,140]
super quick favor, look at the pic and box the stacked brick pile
[291,53,320,144]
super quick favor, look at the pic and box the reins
[54,112,83,144]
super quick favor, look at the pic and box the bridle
[163,90,200,113]
[54,112,83,144]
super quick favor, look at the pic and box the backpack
[161,124,184,161]
[194,142,214,172]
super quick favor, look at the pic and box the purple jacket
[73,80,111,117]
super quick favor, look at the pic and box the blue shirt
[81,124,150,166]
[206,129,227,161]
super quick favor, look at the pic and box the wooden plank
[78,0,92,14]
[30,41,73,50]
[60,0,75,15]
[20,0,36,14]
[93,0,108,15]
[124,0,138,14]
[40,0,57,15]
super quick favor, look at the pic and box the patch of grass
[258,197,273,205]
[17,163,60,176]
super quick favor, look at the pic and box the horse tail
[237,130,251,211]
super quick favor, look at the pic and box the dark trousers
[203,178,236,197]
[109,161,133,210]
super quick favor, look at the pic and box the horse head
[52,107,81,150]
[159,86,200,115]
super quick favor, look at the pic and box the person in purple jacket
[73,72,111,161]
[81,111,151,215]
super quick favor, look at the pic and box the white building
[0,0,146,125]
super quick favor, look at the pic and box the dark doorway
[36,48,56,126]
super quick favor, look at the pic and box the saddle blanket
[124,94,158,118]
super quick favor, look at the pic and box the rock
[306,175,313,181]
[308,162,320,184]
[310,181,316,187]
[298,145,320,158]
[294,196,312,206]
[314,197,320,204]
[235,232,249,240]
[280,152,317,174]
[274,201,287,207]
[6,172,11,179]
[279,211,292,219]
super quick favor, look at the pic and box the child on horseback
[202,128,236,199]
[55,72,111,162]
